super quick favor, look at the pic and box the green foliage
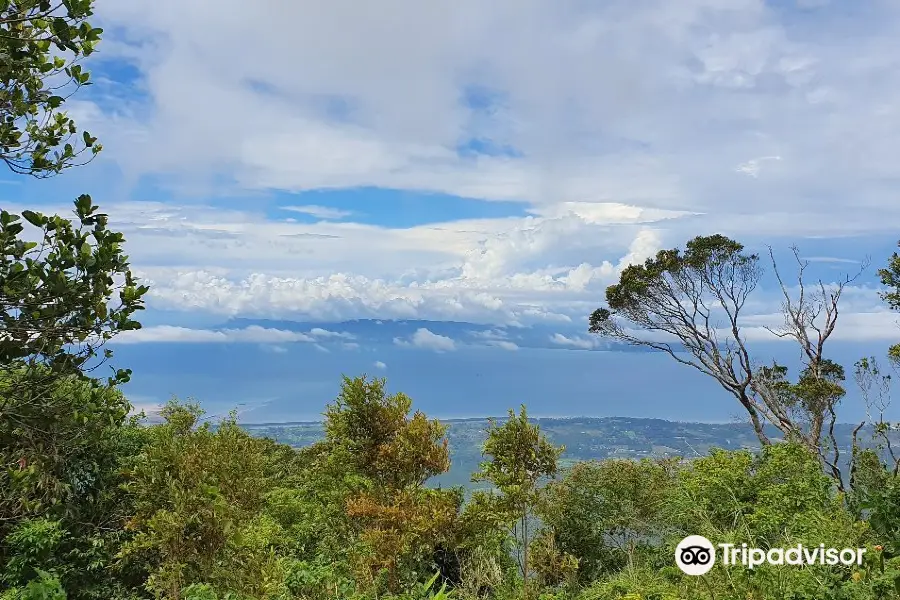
[282,557,356,600]
[2,518,68,586]
[1,570,67,600]
[860,472,900,556]
[0,0,103,177]
[8,379,900,599]
[591,234,758,326]
[474,405,563,497]
[325,375,451,489]
[0,372,131,522]
[0,197,147,385]
[324,376,458,594]
[878,241,900,365]
[120,400,287,599]
[667,443,839,542]
[473,405,564,597]
[879,241,900,313]
[0,201,147,595]
[757,359,847,431]
[539,458,677,581]
[0,370,147,600]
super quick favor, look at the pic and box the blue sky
[4,0,900,423]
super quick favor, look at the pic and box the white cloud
[128,397,163,418]
[549,333,596,350]
[114,325,315,344]
[394,328,457,352]
[37,0,900,342]
[486,340,519,351]
[281,205,354,220]
[83,0,900,232]
[738,310,900,343]
[374,360,387,370]
[44,197,662,326]
[309,327,355,339]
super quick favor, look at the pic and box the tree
[878,241,900,365]
[588,234,862,484]
[0,196,146,381]
[0,197,148,507]
[325,376,451,491]
[0,197,148,598]
[324,375,457,593]
[1,0,103,178]
[472,405,563,597]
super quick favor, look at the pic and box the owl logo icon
[675,535,716,575]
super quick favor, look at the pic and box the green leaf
[21,210,46,227]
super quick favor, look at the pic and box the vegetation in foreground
[8,372,900,600]
[6,2,900,599]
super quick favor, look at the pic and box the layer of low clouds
[114,325,315,344]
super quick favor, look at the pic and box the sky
[4,0,900,423]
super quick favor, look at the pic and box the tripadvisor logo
[676,535,716,575]
[675,535,867,576]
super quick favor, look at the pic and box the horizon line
[234,415,865,428]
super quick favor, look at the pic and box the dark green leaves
[0,0,103,177]
[0,197,147,383]
[601,234,758,314]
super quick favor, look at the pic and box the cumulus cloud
[394,328,457,352]
[549,333,597,350]
[113,325,315,344]
[69,198,663,326]
[374,361,387,370]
